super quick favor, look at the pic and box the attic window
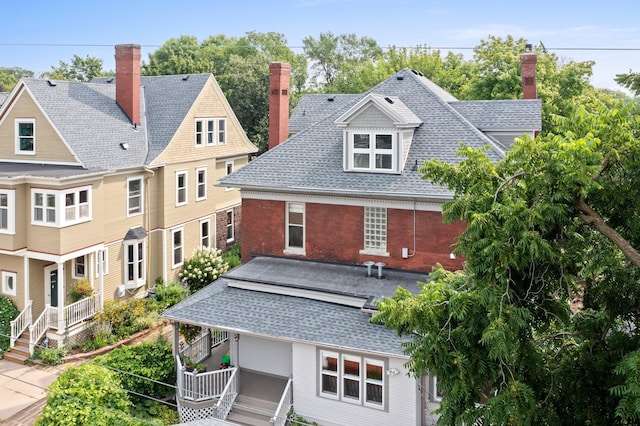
[350,131,396,172]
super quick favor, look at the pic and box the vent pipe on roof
[363,261,375,277]
[375,262,386,279]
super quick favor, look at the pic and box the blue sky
[2,0,640,91]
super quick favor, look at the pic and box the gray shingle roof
[162,256,420,357]
[220,68,527,201]
[289,94,361,133]
[20,73,212,171]
[450,99,542,130]
[0,162,103,179]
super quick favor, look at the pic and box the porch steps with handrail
[4,331,31,364]
[227,395,278,426]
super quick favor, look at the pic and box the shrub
[154,281,187,310]
[33,347,65,366]
[222,244,241,269]
[95,299,148,339]
[92,321,113,349]
[0,295,19,352]
[36,364,138,425]
[95,336,176,405]
[69,279,93,302]
[179,247,229,294]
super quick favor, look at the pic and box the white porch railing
[270,378,293,426]
[176,354,237,402]
[29,305,54,355]
[179,331,211,364]
[215,367,238,420]
[10,301,32,348]
[61,294,100,329]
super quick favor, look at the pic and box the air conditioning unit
[116,285,126,298]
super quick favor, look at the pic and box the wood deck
[238,369,288,403]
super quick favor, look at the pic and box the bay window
[0,189,15,234]
[32,186,92,227]
[125,239,145,288]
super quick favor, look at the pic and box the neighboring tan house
[0,44,257,360]
[163,52,542,426]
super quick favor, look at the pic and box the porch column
[23,255,30,306]
[97,249,104,311]
[57,262,65,332]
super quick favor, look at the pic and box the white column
[98,249,104,311]
[23,255,30,305]
[57,262,65,332]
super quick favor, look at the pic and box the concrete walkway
[0,360,62,425]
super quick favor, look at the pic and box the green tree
[36,364,140,425]
[0,67,34,91]
[375,100,640,424]
[0,295,19,352]
[615,70,640,96]
[41,54,108,82]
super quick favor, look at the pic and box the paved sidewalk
[0,360,61,425]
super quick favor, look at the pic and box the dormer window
[16,119,35,155]
[352,132,394,171]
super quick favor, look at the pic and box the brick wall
[241,198,465,272]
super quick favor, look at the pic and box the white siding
[349,105,393,128]
[291,343,419,426]
[238,335,292,377]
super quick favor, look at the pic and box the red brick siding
[242,198,465,272]
[216,205,241,252]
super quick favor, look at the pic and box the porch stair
[227,395,277,426]
[4,331,31,364]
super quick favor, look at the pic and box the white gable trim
[334,93,422,128]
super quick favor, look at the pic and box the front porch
[175,330,293,426]
[7,294,101,362]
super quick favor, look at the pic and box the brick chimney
[115,44,141,125]
[520,43,537,100]
[268,62,291,150]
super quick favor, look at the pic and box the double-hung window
[195,118,226,146]
[172,228,184,268]
[200,219,210,248]
[0,189,16,234]
[361,207,387,255]
[176,171,187,206]
[351,131,395,172]
[33,187,92,227]
[65,189,89,222]
[127,177,143,216]
[125,239,145,288]
[196,168,207,201]
[319,350,386,409]
[226,210,234,242]
[16,119,35,155]
[285,202,305,254]
[95,249,109,278]
[73,256,86,279]
[33,191,56,225]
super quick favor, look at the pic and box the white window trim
[347,129,397,173]
[284,202,305,255]
[171,227,184,269]
[176,171,188,207]
[1,270,17,297]
[319,349,386,410]
[0,189,16,235]
[225,160,234,191]
[430,375,444,402]
[15,119,36,155]
[31,186,92,228]
[127,176,144,217]
[195,118,226,146]
[360,206,389,257]
[226,209,234,242]
[72,255,86,279]
[217,118,226,145]
[196,167,207,201]
[95,248,109,278]
[124,239,146,289]
[200,218,210,249]
[195,119,205,147]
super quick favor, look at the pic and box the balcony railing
[10,301,32,348]
[176,354,237,402]
[271,378,293,426]
[215,367,238,420]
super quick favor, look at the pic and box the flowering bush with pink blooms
[178,247,229,294]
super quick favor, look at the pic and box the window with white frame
[176,171,187,206]
[225,161,234,191]
[172,228,183,268]
[16,119,35,155]
[0,189,16,234]
[200,219,210,248]
[1,270,17,296]
[95,249,109,278]
[196,168,207,201]
[350,131,395,172]
[72,256,86,279]
[32,186,92,227]
[125,239,145,288]
[226,210,234,241]
[285,202,304,253]
[195,118,226,146]
[319,350,386,409]
[362,207,387,254]
[430,375,445,402]
[127,177,143,216]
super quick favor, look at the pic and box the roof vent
[525,43,533,52]
[375,262,386,279]
[327,96,335,102]
[182,75,189,81]
[396,75,404,80]
[384,97,394,104]
[363,261,375,277]
[106,77,114,83]
[411,69,418,75]
[120,142,129,150]
[47,80,56,87]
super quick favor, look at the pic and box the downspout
[143,167,154,289]
[408,199,417,258]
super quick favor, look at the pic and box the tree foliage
[0,295,19,352]
[41,54,108,82]
[36,363,140,426]
[375,100,640,424]
[0,66,34,91]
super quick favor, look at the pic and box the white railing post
[10,301,32,348]
[271,378,293,426]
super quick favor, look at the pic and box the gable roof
[334,93,422,128]
[4,73,223,172]
[220,68,538,201]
